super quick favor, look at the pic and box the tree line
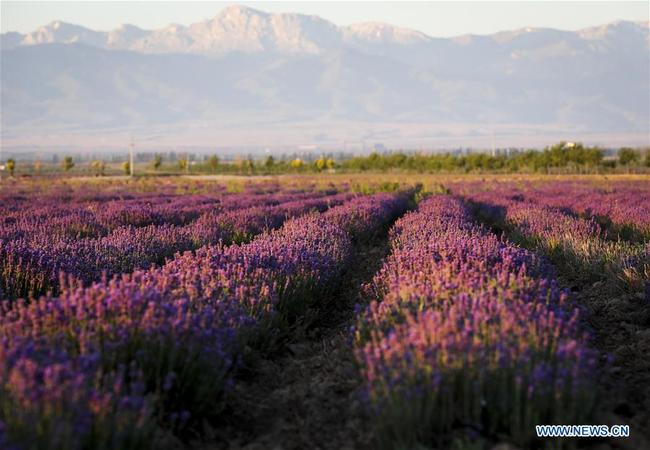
[2,143,649,177]
[339,143,649,173]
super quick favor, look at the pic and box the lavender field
[1,175,649,450]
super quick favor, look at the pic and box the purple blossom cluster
[354,195,598,447]
[465,188,650,292]
[0,191,409,449]
[449,179,650,240]
[1,190,352,300]
[1,182,332,242]
[160,192,409,321]
[0,279,231,449]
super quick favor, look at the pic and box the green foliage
[542,141,604,168]
[6,159,15,176]
[351,181,401,194]
[242,158,254,174]
[122,161,131,175]
[43,142,647,177]
[208,155,219,172]
[91,160,106,176]
[62,156,75,172]
[314,157,327,172]
[152,154,163,171]
[618,147,640,166]
[339,142,612,173]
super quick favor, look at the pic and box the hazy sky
[2,1,648,36]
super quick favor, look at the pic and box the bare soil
[577,283,650,450]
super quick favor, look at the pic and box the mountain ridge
[3,5,647,55]
[1,4,649,151]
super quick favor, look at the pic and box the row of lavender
[463,187,650,294]
[1,190,353,300]
[0,192,409,450]
[0,177,286,212]
[354,196,598,448]
[520,181,650,239]
[1,187,324,241]
[448,179,650,241]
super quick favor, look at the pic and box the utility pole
[129,135,135,177]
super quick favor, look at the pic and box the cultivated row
[0,192,409,450]
[465,190,650,293]
[0,188,333,241]
[0,192,352,300]
[354,196,598,448]
[449,179,650,240]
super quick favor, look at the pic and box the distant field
[1,174,649,449]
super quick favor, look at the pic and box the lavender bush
[0,191,409,449]
[355,196,598,448]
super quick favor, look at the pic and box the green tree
[243,158,254,174]
[314,157,327,172]
[386,153,406,169]
[62,156,75,172]
[152,154,163,171]
[122,161,130,175]
[6,159,15,177]
[618,148,640,166]
[177,158,188,172]
[91,160,106,176]
[583,147,604,167]
[326,158,336,170]
[546,142,567,167]
[290,158,303,170]
[208,155,219,173]
[264,155,275,170]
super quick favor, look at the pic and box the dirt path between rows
[194,234,393,450]
[577,285,650,450]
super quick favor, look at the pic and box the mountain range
[1,5,649,153]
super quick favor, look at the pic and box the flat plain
[1,174,649,450]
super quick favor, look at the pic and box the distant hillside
[1,5,649,152]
